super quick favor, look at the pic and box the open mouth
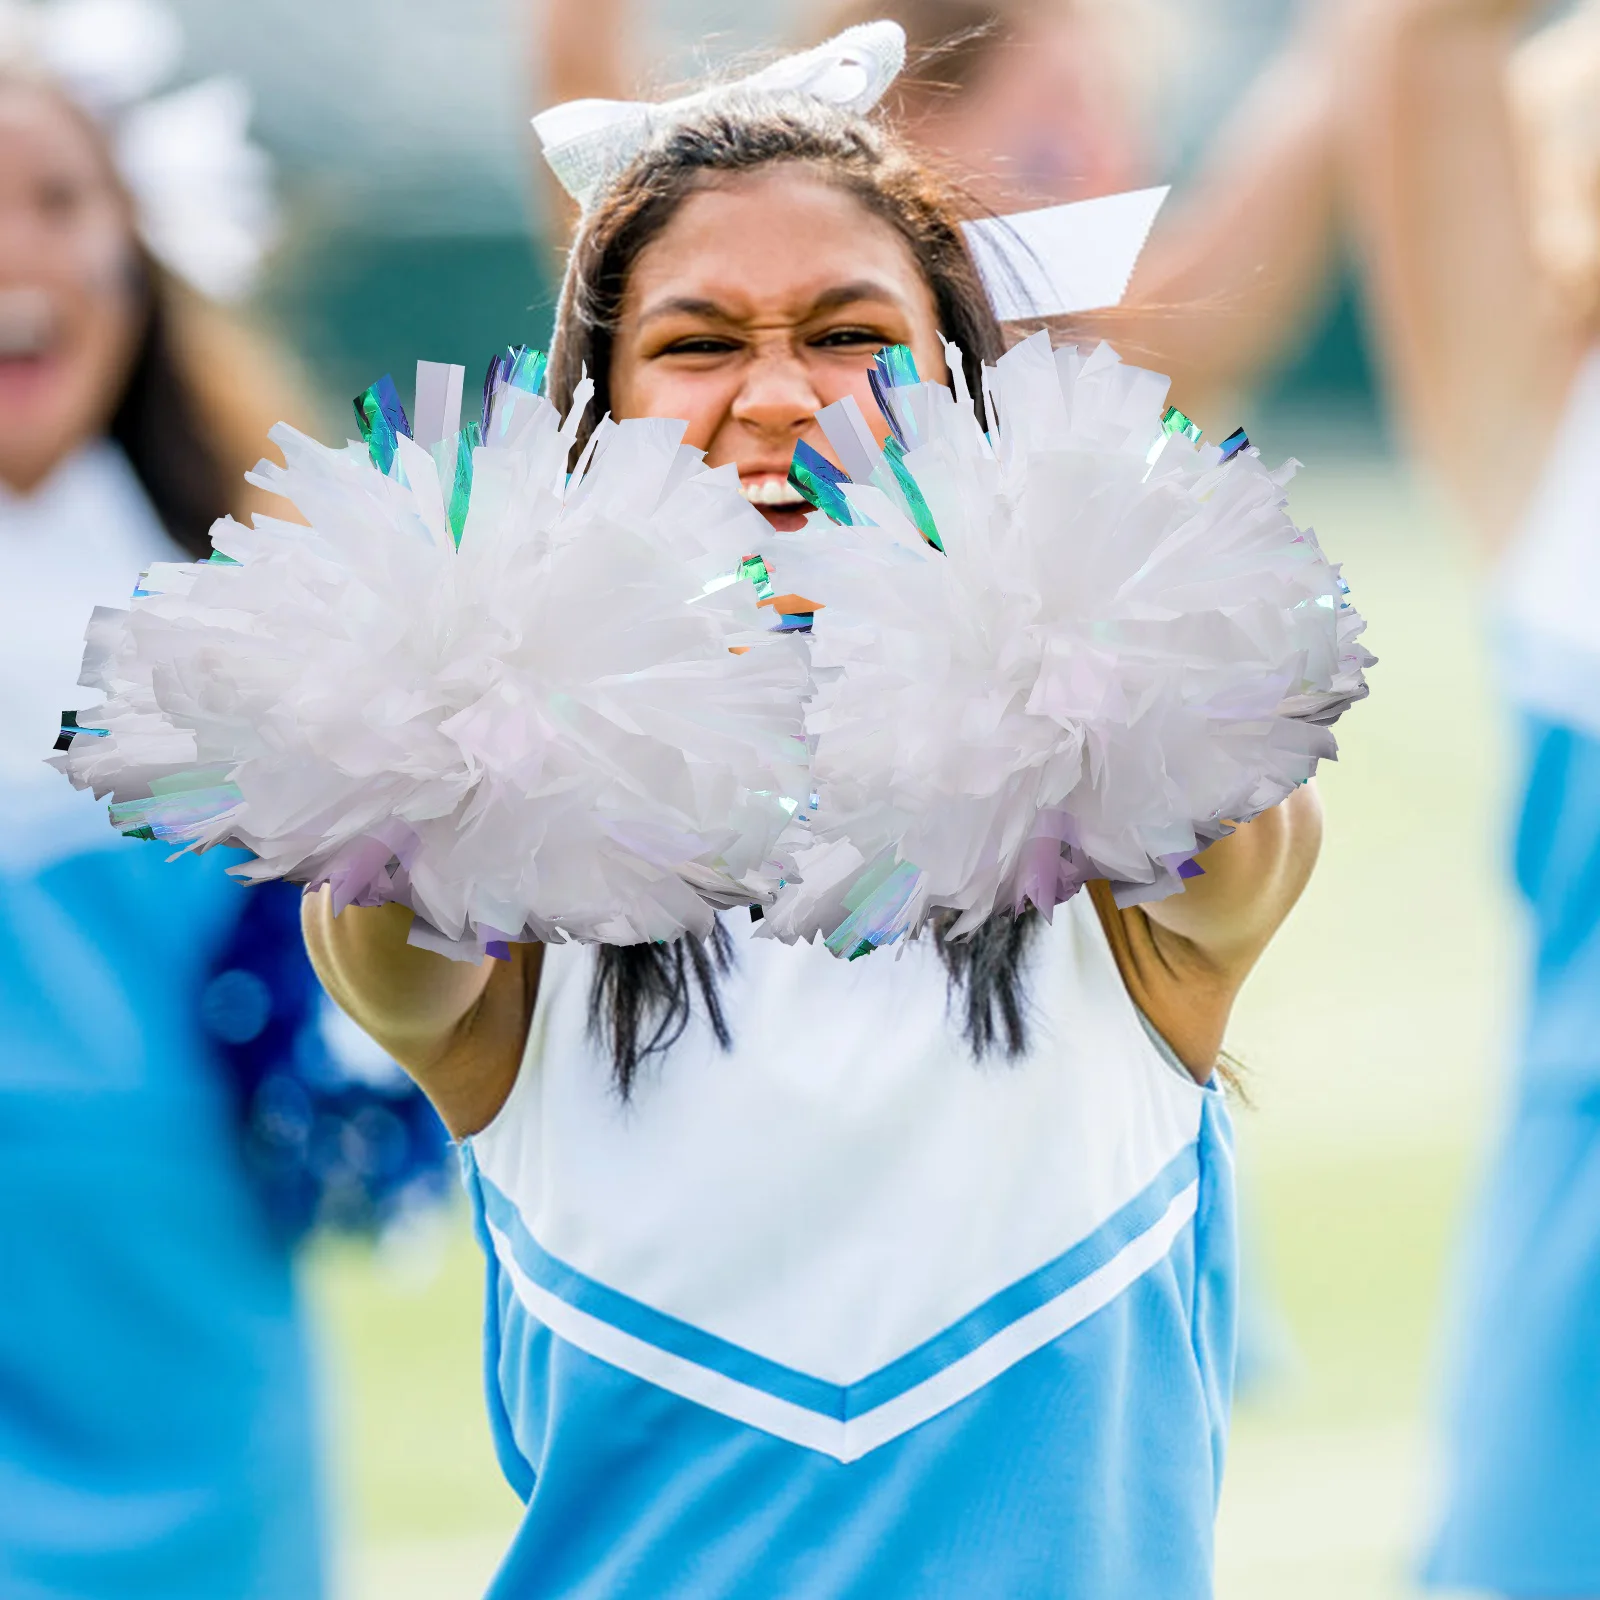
[739,475,809,512]
[0,288,61,374]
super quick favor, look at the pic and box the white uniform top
[463,894,1236,1599]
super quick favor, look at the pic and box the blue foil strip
[1219,427,1250,463]
[479,346,549,435]
[788,439,856,524]
[53,710,106,752]
[354,375,412,475]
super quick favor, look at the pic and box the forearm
[543,0,631,104]
[1103,25,1342,431]
[1341,0,1575,536]
[531,0,634,244]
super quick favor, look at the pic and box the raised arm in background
[1105,8,1344,434]
[1340,0,1585,549]
[532,0,1345,438]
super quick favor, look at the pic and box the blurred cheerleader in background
[1345,0,1600,1592]
[544,0,1347,444]
[0,1,444,1594]
[0,3,325,1594]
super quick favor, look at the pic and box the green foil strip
[739,553,775,601]
[506,346,548,395]
[438,420,480,547]
[1160,405,1203,445]
[824,855,923,959]
[788,439,856,524]
[354,374,412,475]
[875,343,920,389]
[881,436,943,552]
[110,774,244,844]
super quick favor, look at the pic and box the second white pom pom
[764,334,1372,955]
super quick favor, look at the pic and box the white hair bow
[0,0,275,302]
[531,18,1164,321]
[532,21,907,215]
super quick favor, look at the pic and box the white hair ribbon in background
[0,0,276,301]
[532,20,907,213]
[962,188,1171,322]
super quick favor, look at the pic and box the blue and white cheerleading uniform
[1424,350,1600,1594]
[463,890,1236,1599]
[0,445,324,1600]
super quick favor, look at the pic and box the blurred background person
[0,1,326,1594]
[1346,2,1600,1595]
[542,0,1346,441]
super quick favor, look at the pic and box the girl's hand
[1095,786,1324,1083]
[302,892,542,1138]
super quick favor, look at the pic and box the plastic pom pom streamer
[765,332,1373,952]
[57,350,812,956]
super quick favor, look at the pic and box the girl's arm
[302,892,541,1137]
[1103,15,1345,435]
[1095,785,1324,1081]
[1341,0,1585,547]
[531,0,633,236]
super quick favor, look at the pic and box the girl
[307,53,1322,1600]
[1346,1,1600,1594]
[0,18,324,1599]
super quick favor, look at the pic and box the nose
[730,344,823,441]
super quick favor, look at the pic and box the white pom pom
[59,366,811,953]
[764,333,1372,956]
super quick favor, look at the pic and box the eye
[811,327,887,349]
[659,335,741,356]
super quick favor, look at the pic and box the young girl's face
[0,83,143,494]
[608,168,948,532]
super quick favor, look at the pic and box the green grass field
[307,443,1516,1599]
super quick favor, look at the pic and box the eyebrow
[636,279,912,326]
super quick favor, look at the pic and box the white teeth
[740,477,806,508]
[0,289,56,359]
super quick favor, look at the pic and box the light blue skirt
[1423,1078,1600,1595]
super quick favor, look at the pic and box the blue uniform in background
[1425,352,1600,1595]
[0,446,325,1599]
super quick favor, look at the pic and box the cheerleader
[0,3,324,1594]
[290,26,1336,1599]
[1346,1,1600,1593]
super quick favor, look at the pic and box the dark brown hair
[111,256,234,560]
[546,91,1039,1095]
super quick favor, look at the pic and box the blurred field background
[150,0,1526,1592]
